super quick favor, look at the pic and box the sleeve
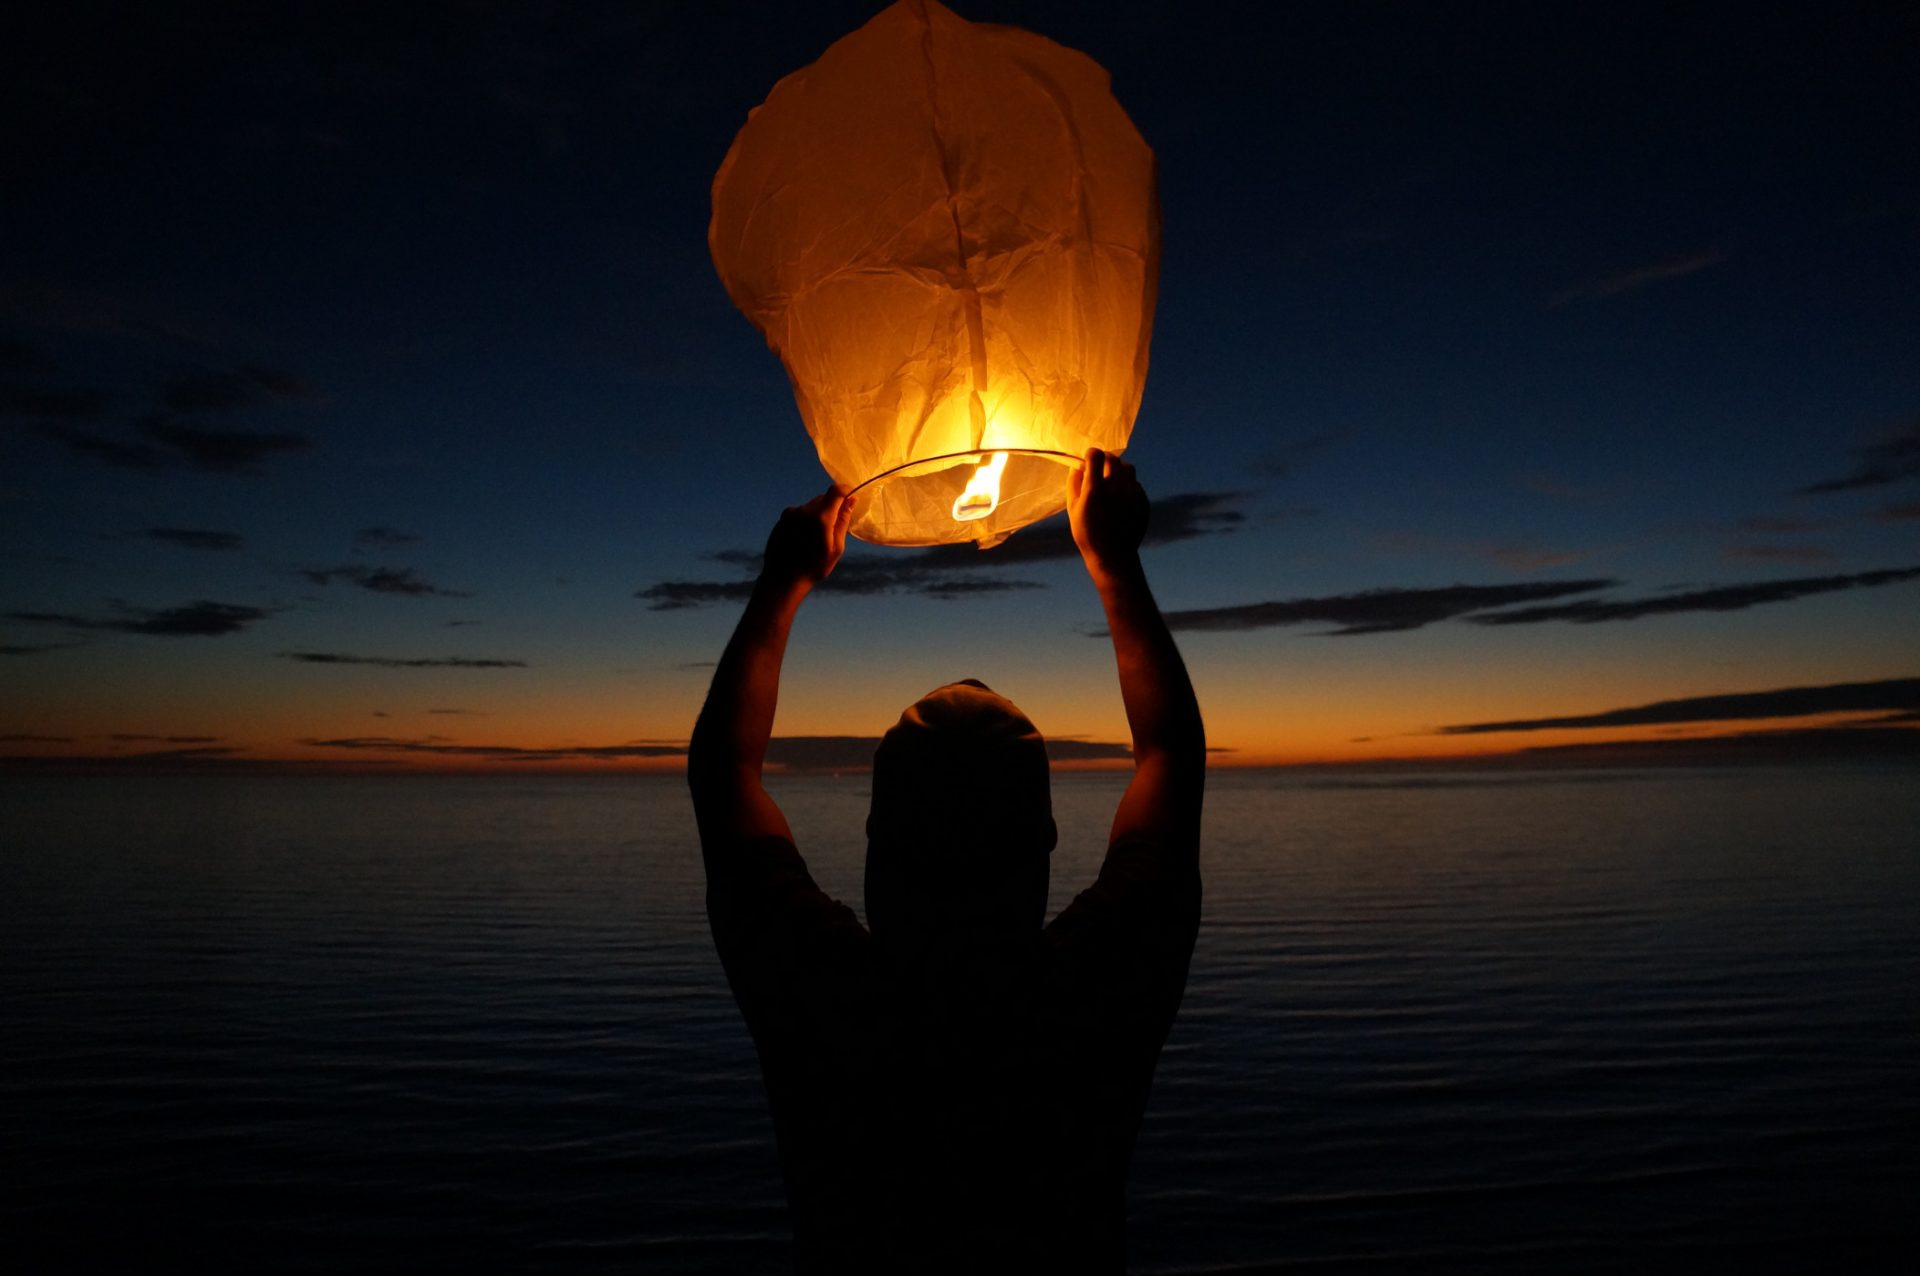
[1046,830,1201,996]
[704,833,867,1018]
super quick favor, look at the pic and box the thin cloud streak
[1468,566,1920,626]
[278,652,528,668]
[7,600,272,636]
[1439,677,1920,735]
[300,736,684,761]
[640,492,1247,610]
[300,565,471,597]
[1798,424,1920,495]
[1161,580,1617,636]
[1549,247,1727,307]
[138,527,244,551]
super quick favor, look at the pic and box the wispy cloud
[104,733,222,743]
[1254,432,1337,481]
[1799,423,1920,494]
[157,366,304,413]
[1467,542,1593,571]
[1161,579,1618,637]
[300,735,684,761]
[1736,515,1833,534]
[1879,502,1920,523]
[640,491,1248,610]
[300,565,471,597]
[0,383,110,420]
[43,419,312,474]
[278,651,528,668]
[1550,247,1728,307]
[7,600,273,636]
[355,526,420,548]
[1724,544,1837,565]
[137,527,244,551]
[19,358,314,474]
[1438,676,1920,735]
[138,419,311,473]
[1468,566,1920,626]
[0,640,84,655]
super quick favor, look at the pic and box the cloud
[1468,565,1920,626]
[1799,423,1920,494]
[300,735,685,761]
[138,527,244,551]
[639,490,1247,610]
[138,419,311,473]
[41,418,312,474]
[1736,516,1832,534]
[0,383,109,420]
[300,565,470,597]
[638,579,757,609]
[38,425,169,469]
[1160,579,1617,636]
[0,641,84,655]
[104,733,222,743]
[1549,247,1728,306]
[0,733,72,742]
[7,600,273,636]
[1880,502,1920,523]
[157,366,304,413]
[427,708,484,716]
[1254,432,1337,480]
[355,526,420,548]
[277,651,528,668]
[1724,544,1837,565]
[1467,542,1593,571]
[1438,676,1920,735]
[1502,723,1920,766]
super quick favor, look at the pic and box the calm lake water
[3,766,1917,1272]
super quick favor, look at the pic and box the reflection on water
[3,767,1916,1271]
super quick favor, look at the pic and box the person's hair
[865,680,1055,941]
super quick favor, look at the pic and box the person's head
[865,679,1055,944]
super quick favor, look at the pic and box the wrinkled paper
[710,0,1159,547]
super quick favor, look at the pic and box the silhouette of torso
[707,833,1200,1274]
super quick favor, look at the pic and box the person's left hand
[761,485,855,591]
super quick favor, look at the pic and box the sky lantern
[710,0,1160,548]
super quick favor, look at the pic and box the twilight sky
[3,0,1917,772]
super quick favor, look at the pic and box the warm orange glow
[709,0,1159,548]
[951,451,1010,522]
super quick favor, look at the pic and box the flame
[950,451,1010,522]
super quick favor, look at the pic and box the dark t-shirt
[705,831,1200,1274]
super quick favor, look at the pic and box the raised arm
[687,486,854,852]
[1068,449,1206,852]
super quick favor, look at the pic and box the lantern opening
[951,452,1010,522]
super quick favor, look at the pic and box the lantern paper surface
[710,0,1160,548]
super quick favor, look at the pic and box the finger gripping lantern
[710,0,1160,548]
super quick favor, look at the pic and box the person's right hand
[1068,447,1149,575]
[760,485,854,593]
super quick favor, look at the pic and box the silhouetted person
[690,449,1204,1273]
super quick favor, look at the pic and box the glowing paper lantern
[710,0,1159,548]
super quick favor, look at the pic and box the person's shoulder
[707,832,867,948]
[1045,829,1199,948]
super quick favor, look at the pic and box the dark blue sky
[3,0,1916,768]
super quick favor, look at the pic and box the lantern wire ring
[845,448,1084,500]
